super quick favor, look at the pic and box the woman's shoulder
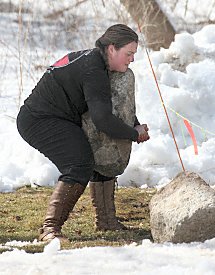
[83,48,106,69]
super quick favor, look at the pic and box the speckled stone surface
[150,172,215,243]
[82,68,136,177]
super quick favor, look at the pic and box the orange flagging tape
[184,119,198,155]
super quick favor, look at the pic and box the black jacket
[24,48,139,141]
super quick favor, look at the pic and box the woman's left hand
[134,124,150,144]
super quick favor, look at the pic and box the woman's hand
[134,124,150,144]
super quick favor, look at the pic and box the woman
[16,24,150,242]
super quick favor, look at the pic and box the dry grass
[0,185,156,253]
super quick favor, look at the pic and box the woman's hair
[95,24,138,55]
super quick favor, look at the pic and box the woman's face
[107,41,138,72]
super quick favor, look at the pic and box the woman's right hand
[134,124,150,144]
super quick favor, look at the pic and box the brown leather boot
[38,181,85,242]
[89,179,127,231]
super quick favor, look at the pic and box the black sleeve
[83,69,138,141]
[134,116,140,127]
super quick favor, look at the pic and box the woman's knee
[90,170,115,182]
[59,161,95,187]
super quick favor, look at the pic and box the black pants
[17,106,113,186]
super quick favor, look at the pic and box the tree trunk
[120,0,176,51]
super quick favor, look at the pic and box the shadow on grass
[68,227,153,244]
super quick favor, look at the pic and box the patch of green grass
[0,185,156,253]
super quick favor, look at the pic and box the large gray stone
[82,68,136,177]
[149,172,215,243]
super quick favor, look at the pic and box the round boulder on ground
[150,171,215,243]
